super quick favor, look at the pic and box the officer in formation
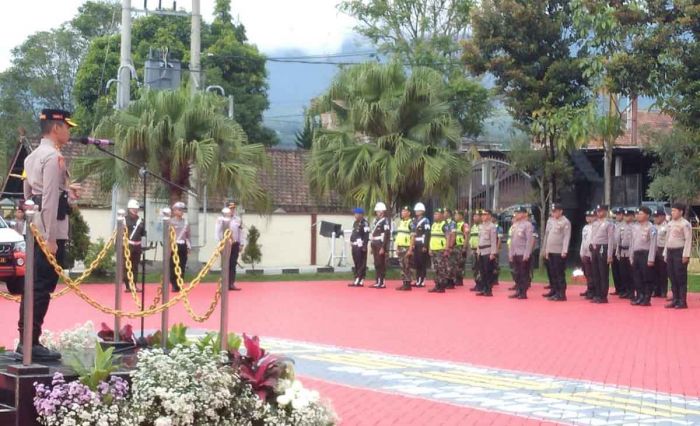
[508,206,535,299]
[468,210,482,292]
[395,206,414,291]
[124,199,146,292]
[629,206,657,306]
[442,209,458,289]
[611,208,626,296]
[579,210,595,298]
[215,200,245,291]
[370,202,391,289]
[428,209,452,293]
[18,109,79,361]
[653,209,668,298]
[476,209,498,297]
[169,201,191,292]
[410,203,431,288]
[348,208,370,287]
[453,210,469,287]
[614,209,635,299]
[589,205,615,303]
[664,203,692,309]
[12,205,27,236]
[542,203,571,301]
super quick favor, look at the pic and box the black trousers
[414,243,428,280]
[611,255,623,293]
[631,251,653,301]
[667,248,688,305]
[581,256,594,294]
[478,254,496,294]
[512,255,531,295]
[372,244,387,280]
[18,239,66,344]
[618,256,633,295]
[227,242,240,288]
[547,253,566,296]
[590,244,610,300]
[653,248,668,297]
[170,243,188,290]
[471,251,482,290]
[352,245,367,280]
[124,244,142,288]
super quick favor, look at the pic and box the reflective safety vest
[455,221,465,247]
[396,219,412,247]
[507,225,514,248]
[430,221,447,251]
[469,224,480,249]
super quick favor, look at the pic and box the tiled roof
[586,109,673,148]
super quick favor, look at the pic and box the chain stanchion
[220,219,231,351]
[114,210,126,343]
[160,209,171,348]
[22,200,37,366]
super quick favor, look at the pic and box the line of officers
[346,201,693,309]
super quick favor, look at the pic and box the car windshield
[0,217,7,228]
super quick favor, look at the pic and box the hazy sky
[0,0,358,71]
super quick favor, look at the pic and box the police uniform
[395,208,414,291]
[611,209,625,295]
[18,109,77,360]
[454,215,468,286]
[370,213,391,288]
[411,210,431,288]
[476,211,498,296]
[579,211,594,298]
[443,211,457,289]
[468,214,482,291]
[630,207,657,306]
[215,204,246,290]
[616,211,635,299]
[652,209,668,298]
[541,204,571,301]
[170,204,191,292]
[664,204,692,309]
[508,208,534,299]
[349,211,370,287]
[125,205,146,291]
[429,210,450,293]
[589,205,615,303]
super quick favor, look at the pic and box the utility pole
[187,0,202,267]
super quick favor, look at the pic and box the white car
[0,217,26,294]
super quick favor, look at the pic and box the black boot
[348,277,359,287]
[397,281,411,291]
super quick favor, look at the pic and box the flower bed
[33,323,337,426]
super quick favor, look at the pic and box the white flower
[154,416,172,426]
[276,394,291,406]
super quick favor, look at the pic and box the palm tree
[72,88,269,208]
[307,62,467,211]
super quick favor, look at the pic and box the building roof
[586,109,673,149]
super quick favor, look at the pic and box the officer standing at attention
[589,205,615,303]
[610,208,625,296]
[664,203,692,309]
[579,210,595,299]
[410,202,430,288]
[125,199,146,292]
[395,206,414,291]
[453,210,469,287]
[476,209,498,297]
[442,209,458,289]
[508,206,534,299]
[370,202,391,289]
[170,201,191,292]
[348,208,370,287]
[616,209,635,300]
[541,203,571,301]
[652,208,669,298]
[215,201,245,291]
[18,109,80,361]
[12,205,27,236]
[468,210,482,292]
[630,206,657,306]
[428,209,449,293]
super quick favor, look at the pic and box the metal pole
[187,0,202,267]
[219,228,231,351]
[190,0,201,92]
[228,95,234,119]
[118,0,132,110]
[114,211,126,343]
[22,201,37,366]
[160,213,171,348]
[328,231,336,267]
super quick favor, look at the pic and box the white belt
[128,241,141,246]
[352,240,364,247]
[415,237,425,242]
[372,236,384,241]
[176,240,186,245]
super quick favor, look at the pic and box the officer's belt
[414,237,425,242]
[371,236,384,241]
[479,244,491,249]
[619,246,629,250]
[633,249,649,254]
[128,241,142,246]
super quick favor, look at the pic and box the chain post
[114,210,126,343]
[22,200,37,365]
[160,209,172,348]
[219,220,231,351]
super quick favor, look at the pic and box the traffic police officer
[18,108,79,361]
[476,209,498,297]
[616,209,635,299]
[215,201,245,291]
[125,199,146,292]
[652,208,668,298]
[395,206,414,291]
[630,206,657,306]
[428,209,450,293]
[508,206,534,299]
[453,210,469,286]
[349,208,370,287]
[170,201,191,292]
[611,208,625,296]
[442,209,458,289]
[542,203,571,301]
[410,202,430,288]
[589,204,615,303]
[468,210,482,292]
[664,203,692,309]
[370,202,391,289]
[579,210,595,298]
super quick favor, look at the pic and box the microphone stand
[91,144,197,343]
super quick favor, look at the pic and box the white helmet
[221,207,231,215]
[173,201,186,210]
[414,202,426,212]
[374,202,387,212]
[127,199,140,210]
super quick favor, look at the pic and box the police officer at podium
[17,109,79,361]
[124,199,146,292]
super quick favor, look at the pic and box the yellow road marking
[541,392,680,418]
[300,353,406,369]
[442,370,559,390]
[405,371,514,390]
[570,392,700,416]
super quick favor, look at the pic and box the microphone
[76,136,115,146]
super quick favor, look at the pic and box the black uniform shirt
[351,218,370,248]
[371,217,391,250]
[413,217,431,247]
[126,214,146,243]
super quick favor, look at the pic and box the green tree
[241,226,262,269]
[71,88,270,209]
[66,209,92,270]
[71,0,120,39]
[307,62,467,211]
[295,113,318,150]
[646,128,700,208]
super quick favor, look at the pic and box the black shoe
[376,279,386,289]
[639,300,651,306]
[665,302,678,309]
[476,291,486,296]
[631,298,641,306]
[228,285,241,291]
[428,287,445,293]
[508,293,520,299]
[483,292,493,297]
[580,291,589,297]
[666,297,674,302]
[508,286,517,291]
[348,279,359,287]
[610,291,620,296]
[16,344,62,361]
[517,294,528,299]
[416,279,425,288]
[396,281,412,291]
[542,292,555,298]
[172,287,180,293]
[544,285,552,290]
[675,302,688,309]
[554,295,567,301]
[596,298,609,304]
[469,286,479,292]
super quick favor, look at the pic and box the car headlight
[14,241,26,253]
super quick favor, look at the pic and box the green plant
[83,238,115,277]
[66,342,117,391]
[195,331,242,353]
[66,209,91,270]
[242,226,262,269]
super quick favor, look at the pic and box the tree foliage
[295,113,318,150]
[66,209,92,270]
[646,128,700,206]
[241,226,262,269]
[307,62,467,211]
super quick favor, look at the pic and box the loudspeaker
[320,221,342,238]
